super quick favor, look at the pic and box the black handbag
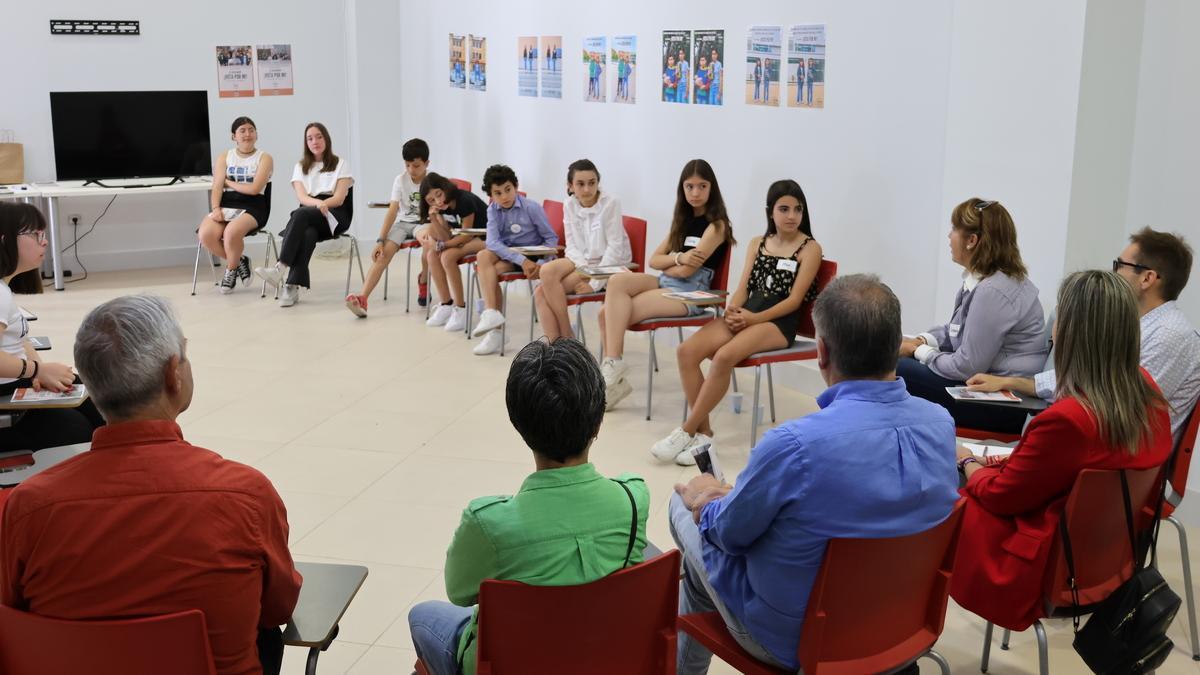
[1061,468,1181,674]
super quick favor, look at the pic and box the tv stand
[83,176,185,189]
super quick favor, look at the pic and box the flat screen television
[49,90,212,183]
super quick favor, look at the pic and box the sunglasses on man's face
[1112,258,1153,274]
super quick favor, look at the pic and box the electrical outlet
[68,214,81,226]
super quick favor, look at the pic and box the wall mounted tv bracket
[50,20,141,35]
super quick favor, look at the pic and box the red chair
[1162,403,1200,660]
[980,467,1162,675]
[628,248,733,421]
[955,426,1022,445]
[0,606,216,675]
[568,215,648,348]
[678,502,965,674]
[732,259,837,446]
[450,177,472,193]
[415,550,681,675]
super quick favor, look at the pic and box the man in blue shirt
[472,164,559,356]
[671,274,960,674]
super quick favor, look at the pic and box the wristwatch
[376,238,386,244]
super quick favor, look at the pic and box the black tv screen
[50,90,212,181]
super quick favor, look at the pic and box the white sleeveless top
[224,148,270,190]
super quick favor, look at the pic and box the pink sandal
[345,294,368,318]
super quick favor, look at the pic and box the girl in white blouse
[533,159,631,341]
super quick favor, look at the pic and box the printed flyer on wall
[540,35,563,98]
[661,30,691,104]
[745,26,781,106]
[788,24,826,108]
[255,44,293,96]
[449,34,466,88]
[216,45,254,98]
[611,35,637,103]
[692,30,724,105]
[469,34,487,92]
[583,36,607,102]
[518,36,538,97]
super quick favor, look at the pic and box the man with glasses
[969,227,1199,441]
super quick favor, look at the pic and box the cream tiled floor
[23,258,1200,674]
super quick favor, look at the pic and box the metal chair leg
[924,649,951,675]
[1034,620,1048,675]
[575,304,586,347]
[731,370,739,393]
[191,241,203,295]
[344,239,355,297]
[981,621,994,673]
[465,265,476,338]
[1001,628,1010,650]
[767,363,776,422]
[260,234,278,298]
[646,330,656,421]
[1168,515,1200,659]
[500,282,509,356]
[528,278,536,344]
[384,265,390,301]
[751,365,762,447]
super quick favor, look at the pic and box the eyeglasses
[19,230,47,245]
[974,200,997,212]
[1112,258,1153,274]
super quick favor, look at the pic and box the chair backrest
[1044,467,1162,608]
[0,606,216,675]
[709,244,733,293]
[542,199,565,243]
[476,550,680,675]
[795,259,838,339]
[450,177,472,193]
[1167,402,1199,511]
[797,502,964,673]
[622,215,648,272]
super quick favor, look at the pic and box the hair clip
[974,200,996,212]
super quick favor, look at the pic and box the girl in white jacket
[533,159,632,340]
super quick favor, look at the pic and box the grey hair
[811,274,902,378]
[74,294,185,419]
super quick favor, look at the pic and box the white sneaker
[278,284,299,307]
[426,304,453,327]
[651,427,695,463]
[444,306,467,332]
[605,378,632,411]
[255,265,284,291]
[600,357,629,388]
[472,308,506,337]
[472,329,505,355]
[676,433,713,467]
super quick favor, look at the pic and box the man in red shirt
[0,294,302,675]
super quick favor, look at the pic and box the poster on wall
[540,35,563,98]
[745,26,781,106]
[787,24,826,108]
[449,34,466,88]
[583,36,607,102]
[255,44,293,96]
[518,36,538,97]
[611,35,637,104]
[469,34,487,92]
[216,45,254,98]
[661,30,691,104]
[692,30,724,105]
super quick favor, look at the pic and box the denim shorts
[659,265,715,317]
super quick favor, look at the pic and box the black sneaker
[236,255,252,284]
[219,268,237,294]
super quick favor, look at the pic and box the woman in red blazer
[950,270,1172,630]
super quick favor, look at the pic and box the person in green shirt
[408,338,650,675]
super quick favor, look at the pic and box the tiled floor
[22,257,1200,674]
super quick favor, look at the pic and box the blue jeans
[807,80,814,104]
[408,601,473,675]
[659,266,716,316]
[670,494,788,675]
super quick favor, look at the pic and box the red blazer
[950,380,1172,630]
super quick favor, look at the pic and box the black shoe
[236,255,252,284]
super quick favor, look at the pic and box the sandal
[345,294,368,318]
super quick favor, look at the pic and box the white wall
[394,0,956,330]
[0,0,353,273]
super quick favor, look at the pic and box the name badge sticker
[510,223,522,234]
[776,259,798,272]
[948,323,961,337]
[683,236,702,247]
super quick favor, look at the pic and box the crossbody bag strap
[1059,516,1083,632]
[614,479,638,568]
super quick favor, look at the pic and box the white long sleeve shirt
[563,192,632,291]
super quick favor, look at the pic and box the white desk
[29,180,213,290]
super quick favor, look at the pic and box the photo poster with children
[583,36,607,103]
[449,34,467,88]
[469,34,487,92]
[215,45,255,98]
[787,24,826,109]
[255,44,294,96]
[540,35,563,99]
[662,30,691,104]
[692,30,724,105]
[518,36,538,97]
[611,35,637,104]
[745,26,782,106]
